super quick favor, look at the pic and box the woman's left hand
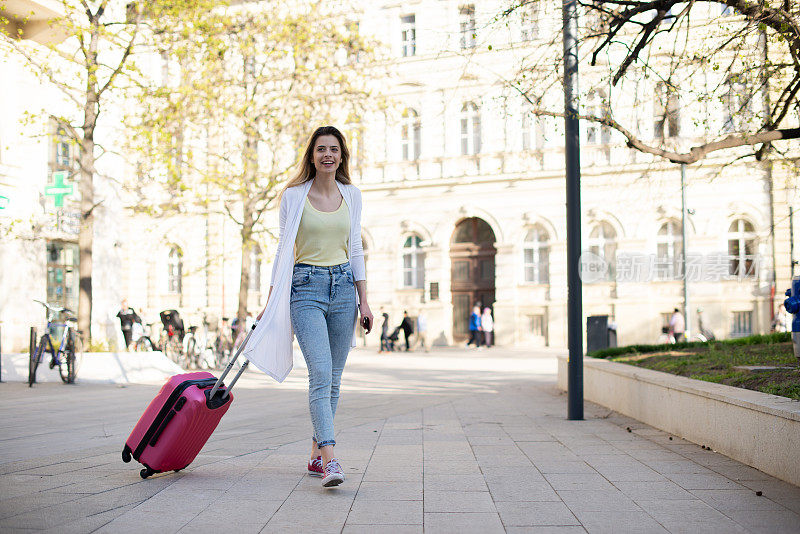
[359,303,374,334]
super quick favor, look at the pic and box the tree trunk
[236,132,258,337]
[237,202,254,337]
[78,46,99,344]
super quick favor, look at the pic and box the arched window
[249,245,262,293]
[167,245,183,294]
[524,225,550,283]
[589,222,616,281]
[728,219,757,278]
[656,220,682,280]
[401,108,421,161]
[402,235,425,288]
[461,102,481,155]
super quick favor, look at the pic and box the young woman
[250,126,373,488]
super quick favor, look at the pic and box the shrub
[588,332,790,359]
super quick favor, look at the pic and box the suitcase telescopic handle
[210,321,258,400]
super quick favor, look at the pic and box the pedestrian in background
[379,312,391,353]
[466,305,482,348]
[773,304,790,333]
[399,310,414,352]
[481,307,494,348]
[116,299,141,350]
[251,125,373,489]
[415,310,429,352]
[669,308,685,343]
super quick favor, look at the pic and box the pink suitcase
[122,372,233,478]
[122,326,257,478]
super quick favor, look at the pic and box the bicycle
[211,324,233,370]
[132,321,158,352]
[159,309,187,367]
[29,300,83,386]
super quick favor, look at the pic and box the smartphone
[361,316,372,333]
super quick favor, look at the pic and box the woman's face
[312,134,341,174]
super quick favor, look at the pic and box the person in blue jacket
[466,305,482,347]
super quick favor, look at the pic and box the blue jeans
[290,262,357,448]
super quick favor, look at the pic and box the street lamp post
[563,0,583,420]
[681,163,691,339]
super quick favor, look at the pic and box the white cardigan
[243,179,366,382]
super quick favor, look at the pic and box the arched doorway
[450,217,496,342]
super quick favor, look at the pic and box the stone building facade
[2,0,797,352]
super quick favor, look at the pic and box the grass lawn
[588,333,800,400]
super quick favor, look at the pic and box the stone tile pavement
[1,346,798,533]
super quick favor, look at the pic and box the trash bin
[587,315,617,353]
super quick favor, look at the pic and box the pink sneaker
[322,459,345,487]
[308,456,323,477]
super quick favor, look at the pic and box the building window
[459,5,476,49]
[728,219,757,278]
[461,102,481,155]
[529,314,545,337]
[403,235,425,288]
[46,241,79,312]
[429,281,439,301]
[55,135,71,168]
[589,222,617,281]
[401,14,416,57]
[586,92,599,144]
[654,81,680,139]
[522,108,546,151]
[656,220,683,280]
[249,245,261,293]
[585,91,612,146]
[599,91,612,145]
[520,3,539,41]
[401,108,421,161]
[167,245,183,294]
[523,226,550,283]
[521,112,532,151]
[723,74,751,133]
[731,311,752,337]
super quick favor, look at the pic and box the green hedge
[588,331,791,359]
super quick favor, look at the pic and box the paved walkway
[1,347,799,533]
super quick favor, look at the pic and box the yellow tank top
[294,197,350,266]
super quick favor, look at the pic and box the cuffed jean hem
[312,436,337,448]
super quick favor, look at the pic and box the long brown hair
[283,126,352,195]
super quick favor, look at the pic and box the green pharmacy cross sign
[45,171,74,207]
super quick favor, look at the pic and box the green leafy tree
[1,0,148,343]
[128,0,379,332]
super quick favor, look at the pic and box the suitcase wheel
[122,448,132,463]
[140,467,155,479]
